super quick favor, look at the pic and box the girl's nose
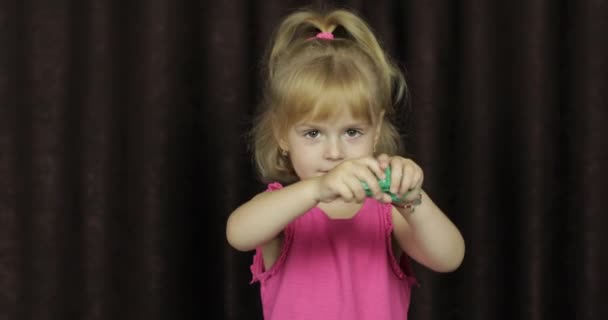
[324,138,344,160]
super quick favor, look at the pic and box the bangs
[275,57,379,127]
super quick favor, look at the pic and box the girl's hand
[376,154,424,203]
[314,157,393,204]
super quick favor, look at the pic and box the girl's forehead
[298,97,376,122]
[299,107,370,125]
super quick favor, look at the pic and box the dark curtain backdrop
[1,0,606,319]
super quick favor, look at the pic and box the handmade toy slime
[361,167,412,203]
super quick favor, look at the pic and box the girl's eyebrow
[296,121,370,128]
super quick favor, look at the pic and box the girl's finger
[400,164,415,196]
[335,178,355,202]
[402,168,424,202]
[402,188,422,203]
[411,169,423,190]
[376,153,391,170]
[389,158,404,194]
[344,175,367,202]
[354,165,384,200]
[358,157,385,180]
[381,192,393,203]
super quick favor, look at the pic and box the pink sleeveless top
[250,182,417,320]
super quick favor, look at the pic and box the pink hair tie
[316,31,334,40]
[307,31,334,41]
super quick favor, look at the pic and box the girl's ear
[373,110,385,149]
[271,114,289,152]
[278,137,289,152]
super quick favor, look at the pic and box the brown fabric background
[1,0,606,319]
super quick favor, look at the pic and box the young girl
[226,7,465,320]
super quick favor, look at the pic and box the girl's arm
[226,178,320,252]
[227,157,388,252]
[391,191,465,272]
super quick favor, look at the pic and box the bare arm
[373,154,465,272]
[392,191,465,272]
[226,157,388,252]
[226,178,320,252]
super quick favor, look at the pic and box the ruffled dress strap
[381,202,419,286]
[250,182,295,284]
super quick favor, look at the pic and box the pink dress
[250,182,418,320]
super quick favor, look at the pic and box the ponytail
[266,8,407,114]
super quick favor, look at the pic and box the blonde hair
[251,7,408,184]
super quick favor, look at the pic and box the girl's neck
[317,199,366,219]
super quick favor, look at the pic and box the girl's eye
[305,130,320,138]
[345,129,362,137]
